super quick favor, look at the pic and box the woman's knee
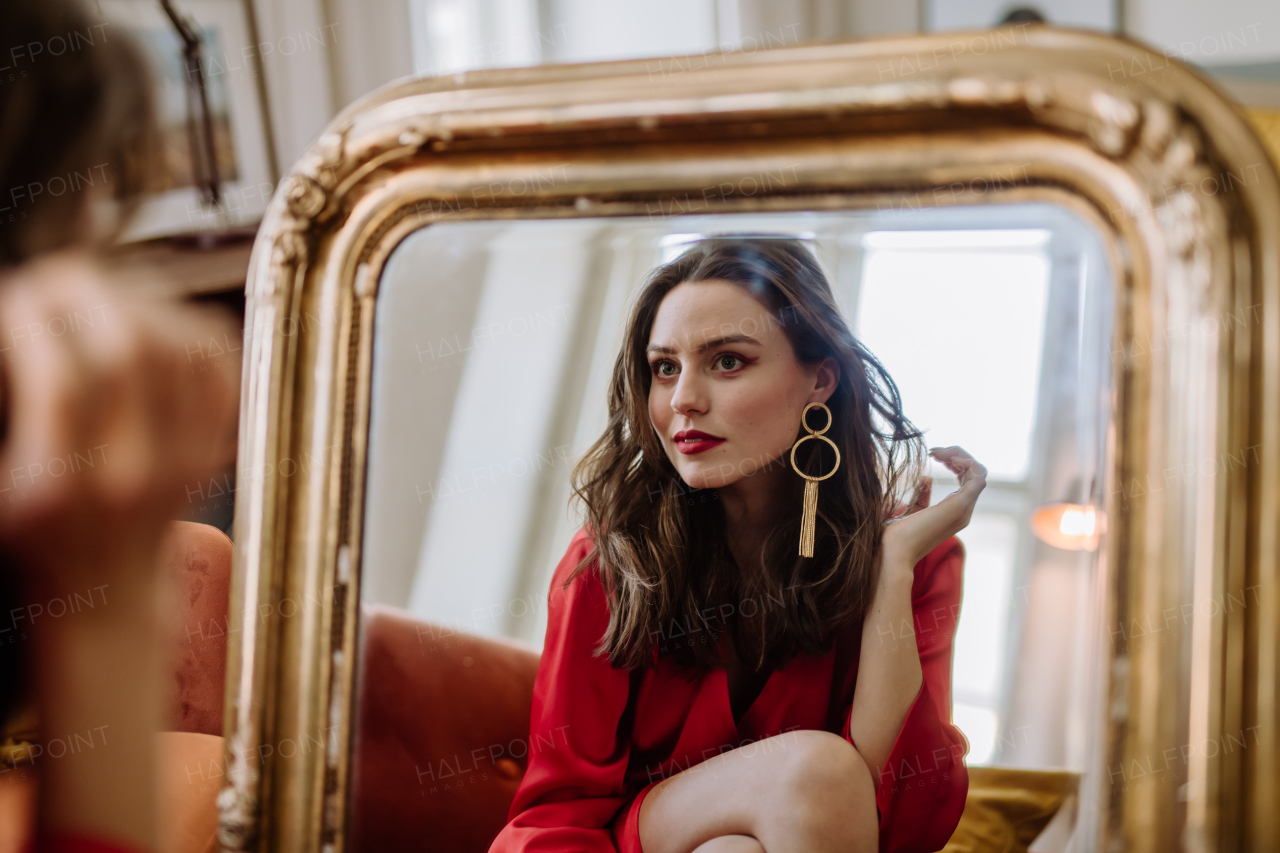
[690,834,766,853]
[772,730,877,812]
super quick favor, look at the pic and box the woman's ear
[810,357,840,404]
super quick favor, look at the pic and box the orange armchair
[163,522,235,738]
[163,522,539,853]
[349,606,539,852]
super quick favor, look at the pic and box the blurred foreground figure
[0,2,240,851]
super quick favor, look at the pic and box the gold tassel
[800,479,819,557]
[789,402,841,558]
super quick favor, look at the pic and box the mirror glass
[352,203,1114,848]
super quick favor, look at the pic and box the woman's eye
[654,361,676,377]
[715,354,742,371]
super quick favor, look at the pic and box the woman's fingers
[925,446,987,528]
[929,446,988,497]
[930,446,987,489]
[902,476,931,516]
[884,447,988,565]
[0,270,98,526]
[0,252,240,589]
[103,291,239,505]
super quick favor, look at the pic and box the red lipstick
[673,429,726,455]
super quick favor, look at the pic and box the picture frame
[100,0,275,240]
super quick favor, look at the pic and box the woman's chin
[675,461,735,491]
[674,448,789,491]
[679,474,718,490]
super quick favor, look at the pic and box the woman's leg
[637,729,878,853]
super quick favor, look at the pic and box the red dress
[488,527,969,853]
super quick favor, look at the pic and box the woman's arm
[848,446,984,781]
[847,538,969,853]
[0,254,238,852]
[847,550,923,781]
[32,576,167,851]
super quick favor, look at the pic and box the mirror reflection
[351,205,1113,852]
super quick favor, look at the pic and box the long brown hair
[0,0,156,266]
[568,236,927,673]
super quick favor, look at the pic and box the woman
[0,2,240,851]
[488,237,985,853]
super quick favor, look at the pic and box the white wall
[1126,0,1280,64]
[407,0,544,76]
[244,0,1279,178]
[246,0,339,172]
[324,0,414,107]
[541,0,718,63]
[926,0,1114,32]
[247,0,414,173]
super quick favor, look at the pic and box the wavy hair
[0,0,157,266]
[568,236,928,673]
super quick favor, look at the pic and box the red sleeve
[842,536,970,853]
[487,528,635,853]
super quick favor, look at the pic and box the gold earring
[789,402,841,558]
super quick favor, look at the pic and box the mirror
[219,27,1280,853]
[349,203,1113,850]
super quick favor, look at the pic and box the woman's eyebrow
[695,333,761,351]
[646,333,762,355]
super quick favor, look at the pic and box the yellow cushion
[941,766,1079,853]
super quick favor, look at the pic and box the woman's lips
[673,429,726,455]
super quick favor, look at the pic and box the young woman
[488,237,986,853]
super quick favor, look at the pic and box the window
[855,229,1052,763]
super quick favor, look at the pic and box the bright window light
[954,703,999,765]
[659,232,703,261]
[855,227,1051,768]
[659,232,703,247]
[854,233,1049,480]
[861,229,1051,249]
[659,230,817,263]
[951,514,1018,698]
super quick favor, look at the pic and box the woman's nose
[670,370,707,416]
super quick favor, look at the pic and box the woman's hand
[882,446,987,570]
[0,250,240,598]
[0,250,240,851]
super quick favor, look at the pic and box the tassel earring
[789,402,841,558]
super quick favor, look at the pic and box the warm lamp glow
[1058,508,1095,536]
[1031,502,1103,551]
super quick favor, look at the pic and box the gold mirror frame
[219,26,1280,853]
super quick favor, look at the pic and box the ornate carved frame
[219,26,1280,853]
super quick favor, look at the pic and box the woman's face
[646,279,837,491]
